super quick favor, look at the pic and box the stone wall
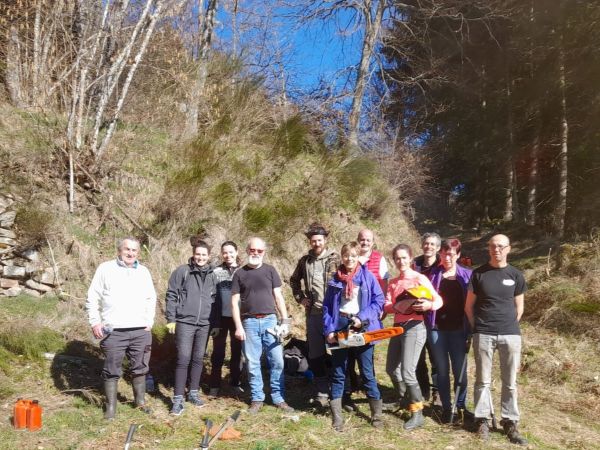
[0,193,60,297]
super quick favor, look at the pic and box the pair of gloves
[166,322,220,337]
[267,317,292,343]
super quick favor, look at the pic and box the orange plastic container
[27,400,42,431]
[13,399,30,429]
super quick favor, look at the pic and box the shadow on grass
[50,340,104,405]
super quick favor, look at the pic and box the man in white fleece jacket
[86,237,157,419]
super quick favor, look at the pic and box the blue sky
[212,3,364,94]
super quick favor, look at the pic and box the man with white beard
[231,237,294,414]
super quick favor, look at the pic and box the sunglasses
[248,248,265,254]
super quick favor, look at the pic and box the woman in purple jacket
[322,241,385,431]
[428,238,473,423]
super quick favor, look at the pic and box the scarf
[336,264,360,300]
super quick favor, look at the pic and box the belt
[113,327,146,332]
[243,313,271,319]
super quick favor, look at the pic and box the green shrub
[211,182,237,213]
[0,327,65,360]
[274,115,307,158]
[14,205,55,248]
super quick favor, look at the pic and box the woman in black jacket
[165,240,219,415]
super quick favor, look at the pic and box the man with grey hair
[86,237,157,419]
[414,232,442,404]
[231,237,294,414]
[465,234,528,445]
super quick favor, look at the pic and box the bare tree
[183,0,219,138]
[295,0,389,151]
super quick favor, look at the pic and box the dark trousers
[209,316,243,388]
[416,340,437,398]
[100,328,151,380]
[174,322,210,396]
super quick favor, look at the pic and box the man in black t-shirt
[465,234,528,445]
[231,237,294,414]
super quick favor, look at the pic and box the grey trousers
[473,333,522,422]
[386,321,427,386]
[100,328,152,380]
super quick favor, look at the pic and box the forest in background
[1,0,598,241]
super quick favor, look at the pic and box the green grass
[0,295,59,318]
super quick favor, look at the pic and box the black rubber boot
[369,398,384,428]
[330,398,344,431]
[132,376,151,414]
[104,379,118,420]
[503,419,528,445]
[404,384,425,430]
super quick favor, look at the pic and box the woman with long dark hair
[209,241,244,397]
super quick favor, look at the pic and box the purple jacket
[322,265,384,339]
[426,264,472,329]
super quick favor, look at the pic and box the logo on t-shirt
[502,279,515,286]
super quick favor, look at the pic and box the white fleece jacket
[86,258,157,328]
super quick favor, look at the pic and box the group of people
[85,227,528,445]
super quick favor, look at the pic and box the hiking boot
[208,387,220,398]
[369,398,384,428]
[103,379,118,420]
[132,376,151,414]
[248,401,263,415]
[476,419,490,440]
[503,419,528,445]
[275,401,295,413]
[170,395,184,416]
[330,398,344,432]
[342,393,358,412]
[404,384,425,430]
[187,390,206,407]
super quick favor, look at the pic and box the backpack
[283,338,309,376]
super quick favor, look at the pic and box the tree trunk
[556,33,568,237]
[348,0,385,150]
[525,128,539,226]
[503,78,515,222]
[183,0,218,139]
[5,25,26,108]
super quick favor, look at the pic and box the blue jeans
[331,344,380,400]
[242,314,285,404]
[428,329,468,410]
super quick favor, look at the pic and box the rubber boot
[404,384,425,430]
[132,376,151,414]
[369,398,384,428]
[330,398,344,431]
[103,379,118,420]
